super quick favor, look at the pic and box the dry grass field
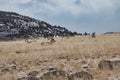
[0,33,120,80]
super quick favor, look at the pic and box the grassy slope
[0,33,120,80]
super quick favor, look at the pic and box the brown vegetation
[0,33,120,80]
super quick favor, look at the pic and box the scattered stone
[40,69,68,80]
[81,60,87,64]
[68,71,93,80]
[17,76,39,80]
[58,55,69,60]
[27,71,39,77]
[43,59,49,62]
[48,68,57,72]
[16,51,21,54]
[98,60,113,70]
[0,68,10,74]
[10,61,17,70]
[82,64,89,69]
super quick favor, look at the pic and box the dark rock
[48,68,57,72]
[58,55,69,60]
[40,69,68,80]
[1,68,10,74]
[81,60,87,64]
[98,60,113,70]
[111,60,120,69]
[98,60,120,70]
[83,66,88,69]
[68,71,93,80]
[27,71,39,77]
[17,76,39,80]
[10,60,17,70]
[16,51,21,54]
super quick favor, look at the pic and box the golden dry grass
[0,33,120,80]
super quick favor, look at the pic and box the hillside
[0,11,77,40]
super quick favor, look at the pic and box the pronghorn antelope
[50,38,56,43]
[91,32,96,38]
[41,38,56,46]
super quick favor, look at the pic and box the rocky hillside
[0,11,78,40]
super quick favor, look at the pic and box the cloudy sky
[0,0,120,33]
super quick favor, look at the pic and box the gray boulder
[40,69,68,80]
[98,60,120,70]
[17,76,39,80]
[68,71,93,80]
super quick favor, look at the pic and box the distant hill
[104,32,120,34]
[0,11,78,40]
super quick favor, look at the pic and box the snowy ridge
[0,11,78,40]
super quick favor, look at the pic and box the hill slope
[0,33,120,80]
[0,11,77,40]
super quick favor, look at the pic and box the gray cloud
[0,0,120,33]
[0,0,119,17]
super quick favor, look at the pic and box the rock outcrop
[17,76,39,80]
[68,71,93,80]
[98,60,120,70]
[40,69,68,80]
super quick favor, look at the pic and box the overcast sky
[0,0,120,33]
